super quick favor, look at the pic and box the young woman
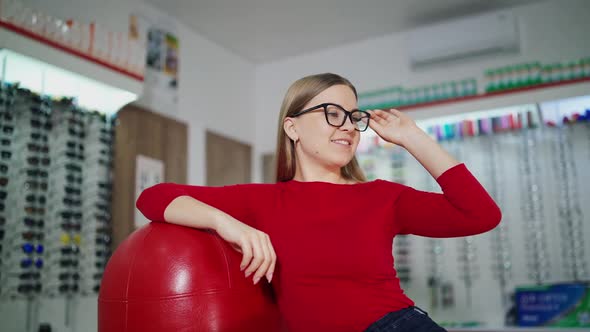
[136,73,501,332]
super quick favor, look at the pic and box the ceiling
[143,0,547,64]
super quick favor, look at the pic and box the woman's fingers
[368,109,390,125]
[373,109,393,120]
[265,235,277,283]
[368,116,384,131]
[217,219,276,284]
[381,109,404,123]
[388,108,404,117]
[368,110,393,130]
[239,240,252,271]
[244,234,264,278]
[236,230,276,284]
[253,234,271,284]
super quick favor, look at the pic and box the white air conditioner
[407,10,520,67]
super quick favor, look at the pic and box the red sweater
[136,163,501,331]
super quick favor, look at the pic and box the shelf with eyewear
[375,78,590,121]
[356,90,590,329]
[0,23,143,97]
[0,84,115,299]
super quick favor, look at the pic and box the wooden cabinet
[111,104,188,249]
[205,131,252,186]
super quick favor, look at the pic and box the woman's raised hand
[215,216,276,285]
[366,108,420,147]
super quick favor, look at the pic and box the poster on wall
[134,154,165,229]
[129,8,179,114]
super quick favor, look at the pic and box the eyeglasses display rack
[550,124,586,281]
[356,100,590,327]
[484,127,513,309]
[518,116,551,284]
[0,83,114,331]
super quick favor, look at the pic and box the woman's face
[288,84,360,171]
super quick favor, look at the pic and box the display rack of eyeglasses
[484,131,513,308]
[550,125,587,281]
[389,145,405,185]
[393,235,411,284]
[356,106,590,325]
[448,138,481,308]
[79,110,113,295]
[518,112,551,284]
[421,168,447,310]
[0,83,114,304]
[390,145,412,286]
[43,100,82,299]
[0,85,50,299]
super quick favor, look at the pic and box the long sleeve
[135,183,258,226]
[394,163,501,237]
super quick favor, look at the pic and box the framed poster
[130,5,179,114]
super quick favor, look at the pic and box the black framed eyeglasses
[292,103,370,132]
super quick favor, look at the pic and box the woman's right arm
[136,183,276,285]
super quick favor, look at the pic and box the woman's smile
[331,138,352,147]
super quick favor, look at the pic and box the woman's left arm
[367,109,501,237]
[393,164,502,237]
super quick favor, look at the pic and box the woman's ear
[283,118,299,142]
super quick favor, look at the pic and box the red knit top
[136,163,501,331]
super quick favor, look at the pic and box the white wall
[254,0,590,157]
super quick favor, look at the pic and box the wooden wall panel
[206,131,251,186]
[111,104,187,249]
[164,119,188,184]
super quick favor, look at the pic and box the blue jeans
[364,306,447,332]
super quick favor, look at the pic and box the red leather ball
[98,222,282,331]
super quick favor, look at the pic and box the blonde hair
[274,73,367,183]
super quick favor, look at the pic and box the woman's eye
[328,112,340,117]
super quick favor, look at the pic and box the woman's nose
[340,115,355,131]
